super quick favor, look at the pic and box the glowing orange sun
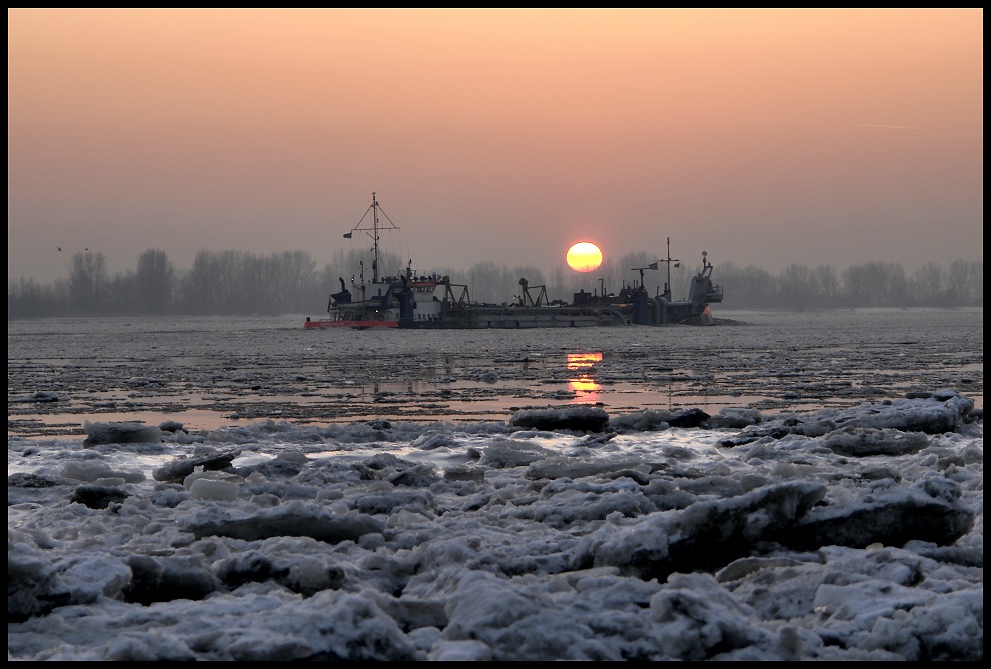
[566,242,603,272]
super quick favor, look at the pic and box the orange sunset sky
[7,8,984,283]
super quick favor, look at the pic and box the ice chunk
[83,421,163,447]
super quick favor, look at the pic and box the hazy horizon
[8,9,984,284]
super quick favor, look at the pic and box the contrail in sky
[833,121,922,130]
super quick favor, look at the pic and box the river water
[7,308,983,439]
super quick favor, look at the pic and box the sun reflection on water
[568,352,603,401]
[567,352,603,369]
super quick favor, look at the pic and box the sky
[7,8,984,284]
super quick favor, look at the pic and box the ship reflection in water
[567,352,603,401]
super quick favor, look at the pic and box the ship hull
[304,318,398,329]
[399,305,628,329]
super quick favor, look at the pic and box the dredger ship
[304,194,723,330]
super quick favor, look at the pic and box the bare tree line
[7,248,984,319]
[716,260,983,309]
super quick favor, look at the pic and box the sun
[566,241,603,272]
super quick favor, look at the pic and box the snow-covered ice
[7,310,983,660]
[9,396,983,661]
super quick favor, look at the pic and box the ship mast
[371,192,381,283]
[344,192,399,284]
[655,237,680,298]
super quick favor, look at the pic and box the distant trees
[6,248,984,319]
[67,251,108,314]
[9,248,322,317]
[912,262,945,305]
[176,250,318,314]
[778,264,813,309]
[275,250,318,314]
[842,262,907,308]
[811,265,839,306]
[712,264,776,308]
[180,250,223,314]
[136,249,176,314]
[709,260,981,310]
[7,277,67,318]
[947,259,982,306]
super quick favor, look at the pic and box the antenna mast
[657,237,680,298]
[344,192,399,284]
[371,192,380,283]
